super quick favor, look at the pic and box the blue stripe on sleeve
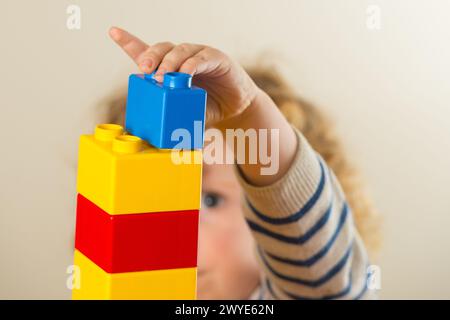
[258,241,354,288]
[246,202,348,248]
[259,203,349,266]
[244,158,326,225]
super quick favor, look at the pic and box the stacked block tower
[72,72,206,299]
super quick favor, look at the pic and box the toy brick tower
[72,72,206,299]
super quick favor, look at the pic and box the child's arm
[233,128,372,299]
[110,27,372,299]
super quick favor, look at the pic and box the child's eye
[201,192,223,209]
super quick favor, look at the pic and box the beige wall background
[1,0,449,299]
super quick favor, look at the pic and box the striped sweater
[235,128,374,300]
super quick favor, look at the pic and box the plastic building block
[76,124,202,214]
[72,250,197,300]
[125,72,207,149]
[75,194,199,273]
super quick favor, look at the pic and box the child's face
[197,160,260,299]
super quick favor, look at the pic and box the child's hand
[109,26,298,186]
[109,27,260,127]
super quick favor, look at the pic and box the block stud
[112,135,143,154]
[163,72,192,89]
[95,124,124,141]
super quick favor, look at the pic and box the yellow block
[72,250,197,300]
[77,124,202,214]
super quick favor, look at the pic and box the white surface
[1,0,449,299]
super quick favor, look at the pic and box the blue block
[125,72,207,149]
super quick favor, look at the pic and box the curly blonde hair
[101,66,382,261]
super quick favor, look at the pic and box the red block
[74,194,199,273]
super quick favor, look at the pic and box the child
[105,27,381,300]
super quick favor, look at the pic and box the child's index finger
[109,26,149,62]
